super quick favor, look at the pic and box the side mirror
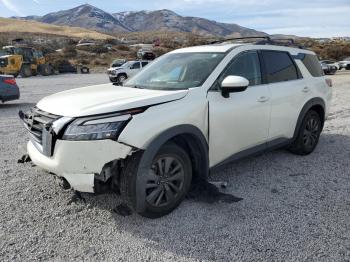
[221,76,249,98]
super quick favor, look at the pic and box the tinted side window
[301,54,324,77]
[132,62,141,69]
[220,51,262,86]
[141,61,149,67]
[262,51,299,83]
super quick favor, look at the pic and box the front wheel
[120,143,192,218]
[20,65,32,78]
[288,110,322,155]
[117,74,127,84]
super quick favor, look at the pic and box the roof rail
[210,36,272,44]
[210,36,304,49]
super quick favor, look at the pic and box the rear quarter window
[262,51,299,84]
[300,54,324,77]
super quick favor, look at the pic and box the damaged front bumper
[27,139,134,193]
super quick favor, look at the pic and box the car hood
[37,84,188,117]
[107,66,123,72]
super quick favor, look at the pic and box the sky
[0,0,349,37]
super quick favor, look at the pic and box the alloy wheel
[145,156,185,207]
[303,117,320,148]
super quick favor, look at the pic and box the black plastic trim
[210,138,292,173]
[292,97,325,140]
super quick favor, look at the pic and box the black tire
[39,64,52,76]
[117,74,127,84]
[20,64,32,78]
[288,110,323,155]
[120,143,192,218]
[80,67,90,74]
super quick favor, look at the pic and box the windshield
[124,52,225,90]
[121,62,132,68]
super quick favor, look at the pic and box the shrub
[90,45,109,54]
[63,46,77,58]
[116,44,130,51]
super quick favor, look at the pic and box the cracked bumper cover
[27,139,133,193]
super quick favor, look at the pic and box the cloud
[220,5,350,37]
[32,0,39,3]
[0,0,24,16]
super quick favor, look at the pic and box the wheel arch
[293,97,326,140]
[117,72,127,78]
[134,124,209,212]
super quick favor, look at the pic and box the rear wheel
[120,143,192,218]
[20,65,32,78]
[288,110,322,155]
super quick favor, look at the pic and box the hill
[20,4,267,37]
[0,17,114,40]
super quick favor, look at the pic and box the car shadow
[76,132,350,261]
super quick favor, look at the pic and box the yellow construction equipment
[0,45,53,78]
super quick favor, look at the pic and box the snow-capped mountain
[34,4,130,33]
[113,9,266,37]
[19,4,267,37]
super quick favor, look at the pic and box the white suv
[338,57,350,70]
[107,60,149,84]
[21,40,332,218]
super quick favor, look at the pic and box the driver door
[207,50,271,167]
[129,62,141,77]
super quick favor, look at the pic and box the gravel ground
[1,72,350,262]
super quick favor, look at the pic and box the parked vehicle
[0,75,19,103]
[320,60,339,70]
[107,60,149,84]
[58,62,90,74]
[110,59,127,68]
[0,45,54,78]
[137,49,156,61]
[20,38,332,218]
[320,61,337,75]
[338,57,350,70]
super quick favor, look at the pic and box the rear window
[300,54,324,77]
[262,51,299,83]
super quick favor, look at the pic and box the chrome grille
[21,107,61,155]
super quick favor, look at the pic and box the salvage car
[338,57,350,70]
[107,60,149,84]
[0,75,19,103]
[320,60,339,70]
[20,37,332,218]
[110,59,127,68]
[320,61,337,75]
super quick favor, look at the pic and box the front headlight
[62,114,131,141]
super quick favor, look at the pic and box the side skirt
[210,138,292,173]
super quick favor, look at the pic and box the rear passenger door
[261,50,307,141]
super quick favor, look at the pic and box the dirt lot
[1,72,350,261]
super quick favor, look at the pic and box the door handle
[257,96,269,103]
[302,86,310,93]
